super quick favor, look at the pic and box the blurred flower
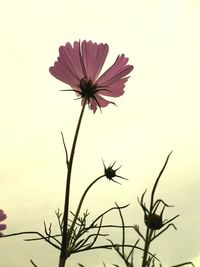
[49,40,133,113]
[0,209,7,236]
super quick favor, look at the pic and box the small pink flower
[49,40,133,113]
[0,209,7,236]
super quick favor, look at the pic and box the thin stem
[66,175,104,249]
[170,263,195,267]
[61,132,69,167]
[141,229,153,267]
[2,231,60,250]
[30,259,38,267]
[91,204,129,227]
[150,151,172,210]
[115,202,126,256]
[141,152,172,267]
[59,100,87,267]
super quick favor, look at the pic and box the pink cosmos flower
[49,40,133,113]
[0,209,7,236]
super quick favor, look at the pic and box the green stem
[59,100,87,267]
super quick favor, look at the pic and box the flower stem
[141,228,153,267]
[141,152,172,267]
[66,175,104,246]
[59,100,87,267]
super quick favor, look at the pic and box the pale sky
[1,0,200,266]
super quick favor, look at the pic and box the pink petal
[49,41,86,87]
[50,40,134,113]
[82,41,109,81]
[97,77,129,97]
[0,210,6,221]
[90,95,115,113]
[0,224,6,231]
[97,54,133,88]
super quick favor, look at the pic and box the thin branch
[86,217,104,249]
[150,151,173,210]
[104,241,160,261]
[151,222,179,242]
[91,204,129,227]
[170,262,195,267]
[127,239,140,262]
[60,131,69,168]
[22,234,61,241]
[115,202,125,255]
[30,259,38,267]
[109,239,128,265]
[75,218,107,251]
[133,225,145,241]
[55,209,63,234]
[2,231,60,250]
[89,224,134,230]
[153,199,174,210]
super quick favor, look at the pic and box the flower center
[79,77,97,100]
[145,213,163,230]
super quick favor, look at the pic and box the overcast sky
[1,0,200,266]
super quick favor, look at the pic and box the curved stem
[142,152,172,267]
[66,175,104,248]
[59,100,87,267]
[150,151,172,209]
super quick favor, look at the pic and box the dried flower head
[138,153,179,233]
[144,207,164,230]
[49,40,133,113]
[138,186,180,232]
[102,160,128,184]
